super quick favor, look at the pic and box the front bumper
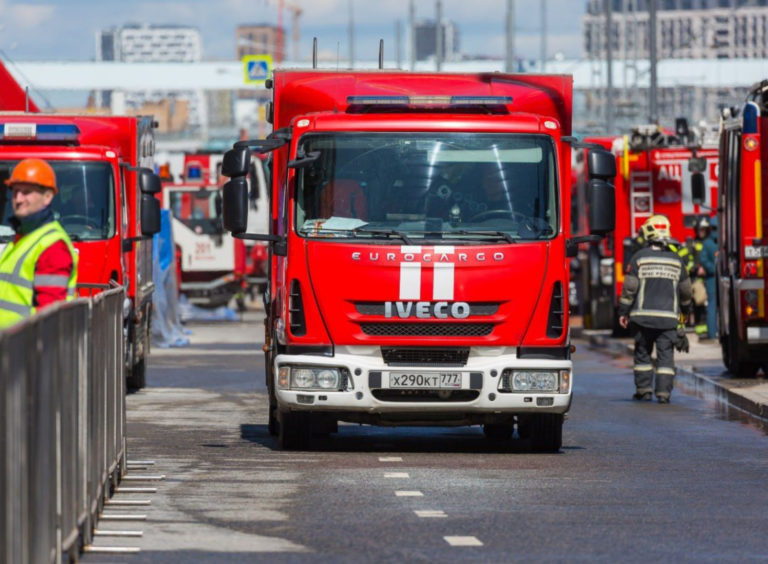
[274,346,572,424]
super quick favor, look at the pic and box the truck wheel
[521,414,563,453]
[268,404,279,436]
[483,423,514,441]
[126,357,146,391]
[278,412,311,450]
[725,308,759,378]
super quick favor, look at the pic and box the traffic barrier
[0,286,127,563]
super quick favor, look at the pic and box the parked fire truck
[573,124,718,330]
[219,70,616,451]
[715,81,768,376]
[163,152,269,308]
[0,115,161,389]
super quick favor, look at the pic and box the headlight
[499,369,568,393]
[278,365,349,391]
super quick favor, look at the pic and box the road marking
[384,472,409,478]
[395,491,423,497]
[444,536,483,547]
[415,510,446,518]
[378,456,403,462]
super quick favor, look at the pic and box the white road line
[395,491,423,497]
[444,536,483,547]
[414,510,446,518]
[378,456,403,462]
[384,472,409,478]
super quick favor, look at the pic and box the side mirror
[140,193,161,236]
[587,150,617,181]
[139,168,161,194]
[588,179,615,236]
[222,147,251,178]
[691,172,706,204]
[222,176,249,234]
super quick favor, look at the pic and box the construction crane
[273,0,302,62]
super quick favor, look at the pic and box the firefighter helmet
[640,214,671,243]
[5,158,57,193]
[695,216,711,231]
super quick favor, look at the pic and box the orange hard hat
[5,158,57,193]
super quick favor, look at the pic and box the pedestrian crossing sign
[243,55,272,85]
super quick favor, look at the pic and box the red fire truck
[0,115,161,389]
[219,70,616,451]
[164,152,269,308]
[573,125,718,330]
[715,81,768,376]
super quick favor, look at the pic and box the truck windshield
[168,189,221,235]
[295,133,558,242]
[0,161,116,242]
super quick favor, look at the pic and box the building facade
[414,19,461,62]
[236,24,283,62]
[95,24,206,132]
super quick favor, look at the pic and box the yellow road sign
[243,55,272,85]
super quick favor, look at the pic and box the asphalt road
[84,309,768,563]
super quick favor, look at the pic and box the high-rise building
[584,0,768,60]
[414,19,460,62]
[95,24,205,132]
[236,24,283,61]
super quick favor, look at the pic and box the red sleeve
[34,240,74,309]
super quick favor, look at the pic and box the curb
[581,330,768,424]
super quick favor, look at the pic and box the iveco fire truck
[0,115,162,389]
[573,124,718,330]
[220,70,616,451]
[715,81,768,377]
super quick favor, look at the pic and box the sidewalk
[576,325,768,424]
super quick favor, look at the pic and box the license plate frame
[387,371,465,389]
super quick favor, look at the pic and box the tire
[236,295,247,312]
[725,307,759,378]
[483,423,514,441]
[278,411,311,450]
[520,414,563,453]
[268,404,279,436]
[126,357,146,391]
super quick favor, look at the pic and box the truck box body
[252,70,580,448]
[0,114,156,387]
[717,83,768,375]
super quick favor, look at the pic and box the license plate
[388,372,463,389]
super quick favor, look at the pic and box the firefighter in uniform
[677,217,710,336]
[0,158,78,329]
[618,214,692,403]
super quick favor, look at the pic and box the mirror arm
[233,233,287,256]
[121,235,152,252]
[233,138,287,153]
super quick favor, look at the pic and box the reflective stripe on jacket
[0,220,78,329]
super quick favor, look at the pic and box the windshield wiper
[353,226,414,245]
[452,230,518,243]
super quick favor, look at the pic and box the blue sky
[0,0,586,63]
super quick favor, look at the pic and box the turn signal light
[744,261,759,278]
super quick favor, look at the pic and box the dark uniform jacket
[618,243,693,329]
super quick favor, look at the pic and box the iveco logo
[385,301,470,319]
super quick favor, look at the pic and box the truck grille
[381,347,470,366]
[355,302,500,316]
[360,323,493,337]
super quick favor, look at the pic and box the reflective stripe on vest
[0,220,78,329]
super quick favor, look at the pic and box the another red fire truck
[0,115,161,389]
[573,125,718,330]
[715,81,768,376]
[220,70,616,451]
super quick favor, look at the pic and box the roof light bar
[346,95,512,106]
[0,123,80,142]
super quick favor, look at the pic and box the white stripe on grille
[399,263,421,300]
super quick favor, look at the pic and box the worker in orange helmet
[0,158,78,329]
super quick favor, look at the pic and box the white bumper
[274,346,572,419]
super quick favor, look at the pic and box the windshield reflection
[0,161,115,242]
[295,133,558,242]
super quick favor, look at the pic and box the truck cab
[222,71,615,451]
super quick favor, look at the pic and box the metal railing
[1,287,127,563]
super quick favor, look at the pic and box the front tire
[519,414,563,453]
[483,423,514,441]
[126,357,146,390]
[278,411,311,450]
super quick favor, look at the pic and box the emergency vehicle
[220,70,616,451]
[573,124,718,330]
[164,152,269,308]
[0,115,161,389]
[715,81,768,377]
